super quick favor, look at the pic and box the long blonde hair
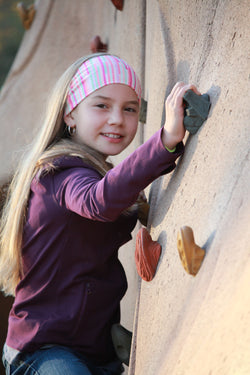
[0,53,114,296]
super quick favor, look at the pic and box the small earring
[67,125,76,136]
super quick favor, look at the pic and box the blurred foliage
[0,0,33,89]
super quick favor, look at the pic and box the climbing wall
[0,1,249,375]
[130,1,250,374]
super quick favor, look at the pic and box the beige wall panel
[131,1,250,374]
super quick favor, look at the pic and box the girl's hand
[162,82,200,149]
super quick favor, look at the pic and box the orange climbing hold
[177,226,205,276]
[17,2,36,30]
[135,228,162,282]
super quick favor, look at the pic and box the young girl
[0,53,199,375]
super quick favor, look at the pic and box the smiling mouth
[102,133,123,139]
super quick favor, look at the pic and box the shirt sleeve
[54,128,184,222]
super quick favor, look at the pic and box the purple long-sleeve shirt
[6,129,184,364]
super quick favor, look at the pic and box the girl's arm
[54,83,199,222]
[54,130,183,222]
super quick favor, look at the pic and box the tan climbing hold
[135,228,161,282]
[17,2,36,30]
[177,226,205,276]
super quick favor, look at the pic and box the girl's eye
[96,104,108,109]
[124,107,137,113]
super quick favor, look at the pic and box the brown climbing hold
[135,228,162,282]
[137,193,150,227]
[177,226,205,276]
[90,36,108,53]
[17,2,36,30]
[111,0,124,11]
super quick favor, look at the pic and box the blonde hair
[0,53,114,296]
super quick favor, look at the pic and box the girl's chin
[98,142,129,156]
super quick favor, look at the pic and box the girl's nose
[108,108,123,126]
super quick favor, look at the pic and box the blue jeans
[2,346,124,375]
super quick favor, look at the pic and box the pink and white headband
[64,55,142,116]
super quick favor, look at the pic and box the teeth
[103,133,121,139]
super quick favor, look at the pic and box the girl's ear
[64,113,75,126]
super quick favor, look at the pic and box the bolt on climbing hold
[90,36,108,53]
[177,226,205,276]
[17,2,36,30]
[135,228,162,282]
[110,0,124,11]
[183,90,211,134]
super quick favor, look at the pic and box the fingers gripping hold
[162,82,200,149]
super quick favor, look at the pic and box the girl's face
[65,84,140,157]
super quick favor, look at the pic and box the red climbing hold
[111,0,124,11]
[90,36,108,53]
[135,228,161,282]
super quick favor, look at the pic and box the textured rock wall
[130,1,250,374]
[0,1,249,374]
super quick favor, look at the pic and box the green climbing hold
[183,90,211,134]
[111,323,132,366]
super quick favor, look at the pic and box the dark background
[0,2,33,373]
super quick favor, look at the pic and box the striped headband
[64,55,142,116]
